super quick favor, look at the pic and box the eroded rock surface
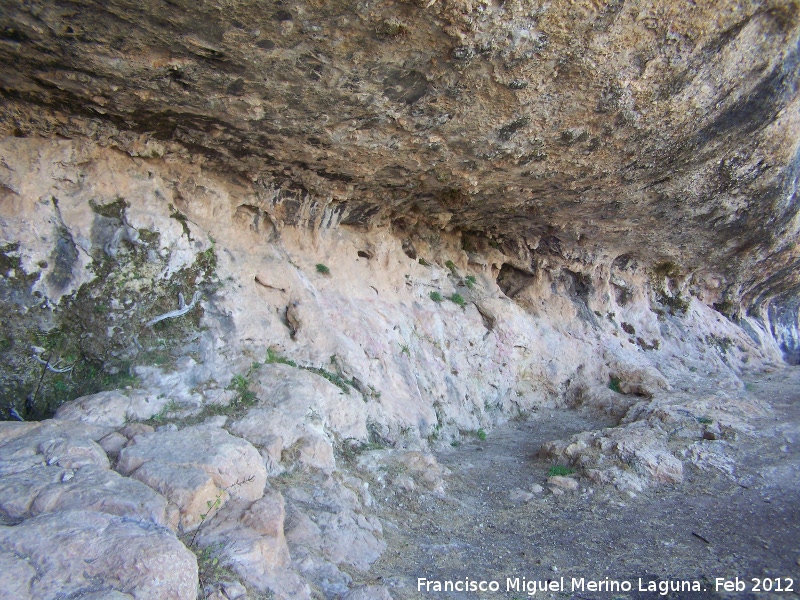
[0,509,197,600]
[117,426,267,531]
[1,1,799,326]
[0,2,799,597]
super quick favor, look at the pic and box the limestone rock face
[117,426,268,531]
[0,509,197,600]
[229,363,368,474]
[0,4,799,594]
[54,390,172,428]
[0,420,111,476]
[194,491,310,599]
[0,0,799,320]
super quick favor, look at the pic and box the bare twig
[146,290,201,327]
[32,354,74,373]
[692,531,710,544]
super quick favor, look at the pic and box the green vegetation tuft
[651,261,689,314]
[266,347,297,367]
[653,261,681,279]
[306,366,352,394]
[608,376,623,394]
[656,290,690,314]
[448,293,466,307]
[430,291,443,302]
[315,263,330,275]
[265,348,353,394]
[227,372,257,408]
[464,275,477,289]
[548,465,575,477]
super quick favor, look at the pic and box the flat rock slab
[30,464,172,527]
[0,420,111,476]
[54,390,171,428]
[117,426,267,531]
[0,509,197,600]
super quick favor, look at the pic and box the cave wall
[0,137,787,429]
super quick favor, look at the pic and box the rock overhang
[0,0,799,308]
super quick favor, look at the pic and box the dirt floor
[365,367,800,599]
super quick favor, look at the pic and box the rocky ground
[366,367,800,599]
[0,362,797,600]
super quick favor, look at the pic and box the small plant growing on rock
[187,476,255,595]
[464,275,477,289]
[228,373,257,407]
[445,260,458,276]
[608,376,623,394]
[430,291,443,302]
[548,465,575,477]
[475,428,487,441]
[448,293,466,307]
[266,347,297,367]
[315,263,330,275]
[195,542,236,596]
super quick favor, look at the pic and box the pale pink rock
[31,464,172,526]
[0,465,64,519]
[99,431,128,455]
[0,420,111,476]
[0,509,197,600]
[547,476,579,491]
[54,390,170,428]
[342,585,394,600]
[117,426,267,531]
[196,491,309,599]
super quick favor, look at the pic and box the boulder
[117,426,267,531]
[0,420,111,476]
[0,509,197,599]
[195,491,309,599]
[29,464,173,527]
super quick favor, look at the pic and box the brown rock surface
[0,0,798,324]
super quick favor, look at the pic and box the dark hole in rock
[401,239,417,260]
[382,69,429,105]
[497,263,535,299]
[562,269,591,304]
[614,284,632,306]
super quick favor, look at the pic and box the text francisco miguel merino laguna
[417,576,710,596]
